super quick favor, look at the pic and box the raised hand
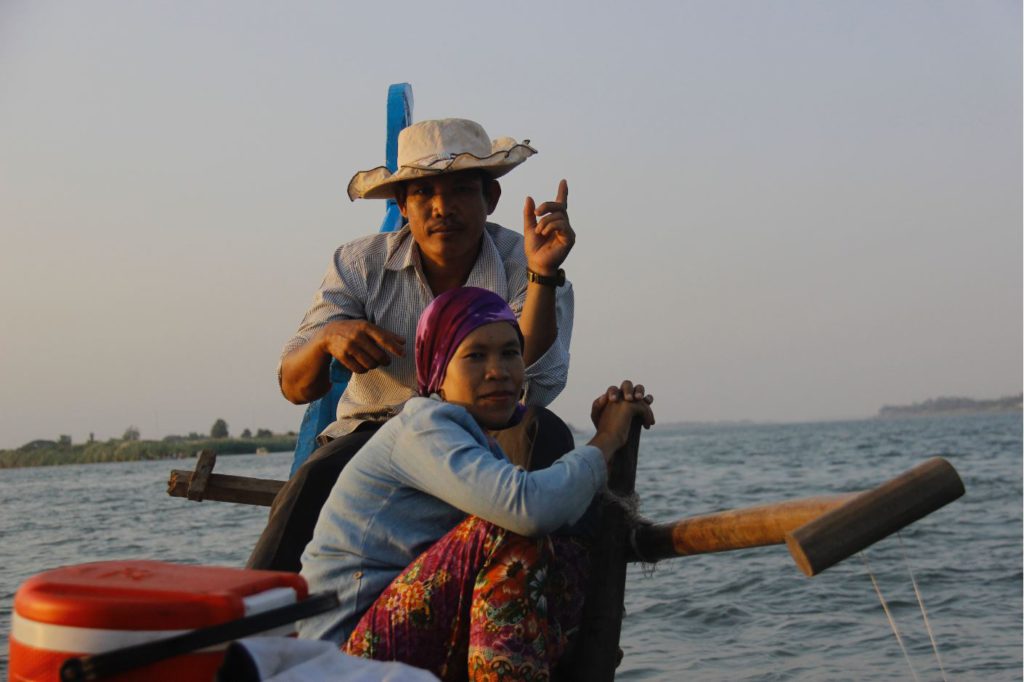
[523,179,575,275]
[318,320,406,374]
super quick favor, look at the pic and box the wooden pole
[786,457,964,576]
[186,450,217,501]
[569,418,642,682]
[631,494,857,562]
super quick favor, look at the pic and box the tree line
[2,419,297,469]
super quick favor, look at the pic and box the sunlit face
[396,171,500,269]
[438,322,524,429]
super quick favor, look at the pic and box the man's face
[396,171,500,268]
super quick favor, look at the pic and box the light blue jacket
[298,397,607,643]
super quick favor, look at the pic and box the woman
[299,287,655,680]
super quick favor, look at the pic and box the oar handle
[60,590,340,682]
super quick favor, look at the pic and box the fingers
[531,180,570,234]
[620,380,635,401]
[532,213,575,242]
[366,326,407,357]
[614,380,652,403]
[590,392,608,428]
[636,401,656,429]
[533,200,566,216]
[621,392,656,428]
[605,380,656,426]
[523,196,537,232]
[337,344,378,374]
[534,179,568,215]
[324,321,406,374]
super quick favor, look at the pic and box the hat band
[405,151,458,168]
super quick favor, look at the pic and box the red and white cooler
[8,560,308,681]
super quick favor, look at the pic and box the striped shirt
[282,222,573,440]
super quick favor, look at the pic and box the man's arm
[279,246,407,405]
[280,320,406,404]
[519,179,575,366]
[516,283,572,406]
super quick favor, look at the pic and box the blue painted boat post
[290,83,414,476]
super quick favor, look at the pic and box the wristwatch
[526,268,566,287]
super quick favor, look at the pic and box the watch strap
[526,268,566,287]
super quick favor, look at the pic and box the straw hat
[346,118,537,201]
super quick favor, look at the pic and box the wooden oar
[631,494,858,561]
[630,457,965,574]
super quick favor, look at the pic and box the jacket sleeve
[389,400,604,537]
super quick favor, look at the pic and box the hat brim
[347,142,537,201]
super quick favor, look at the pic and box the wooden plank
[187,450,217,501]
[569,418,642,681]
[168,470,284,506]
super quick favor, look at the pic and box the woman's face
[439,321,525,429]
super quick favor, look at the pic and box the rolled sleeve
[521,281,574,407]
[280,246,369,359]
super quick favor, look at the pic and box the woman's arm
[389,401,606,537]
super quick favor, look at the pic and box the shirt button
[353,571,363,580]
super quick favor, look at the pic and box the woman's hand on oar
[588,380,655,464]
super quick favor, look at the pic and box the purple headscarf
[416,287,524,408]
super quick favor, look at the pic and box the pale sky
[0,1,1020,449]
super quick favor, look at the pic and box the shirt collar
[383,226,417,272]
[382,224,509,299]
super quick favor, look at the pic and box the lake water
[1,413,1020,680]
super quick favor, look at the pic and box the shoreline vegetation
[4,393,1020,469]
[876,393,1022,418]
[1,431,297,470]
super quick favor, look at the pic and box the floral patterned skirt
[343,515,590,681]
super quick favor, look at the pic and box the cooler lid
[14,560,308,629]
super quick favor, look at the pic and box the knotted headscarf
[415,287,525,416]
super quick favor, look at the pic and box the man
[248,118,577,571]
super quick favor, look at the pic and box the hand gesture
[317,320,406,374]
[523,179,575,275]
[588,380,655,460]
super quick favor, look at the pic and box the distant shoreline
[0,435,297,469]
[876,394,1022,419]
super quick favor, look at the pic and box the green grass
[0,436,297,469]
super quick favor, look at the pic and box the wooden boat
[160,428,965,681]
[165,84,967,680]
[9,84,967,681]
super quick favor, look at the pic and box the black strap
[60,591,340,682]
